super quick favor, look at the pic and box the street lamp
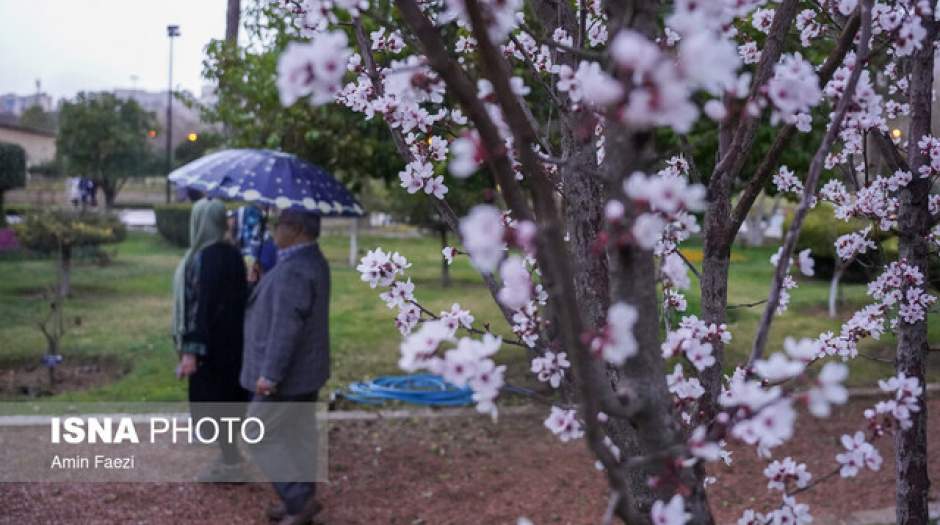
[165,24,180,203]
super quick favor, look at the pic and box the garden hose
[340,374,474,407]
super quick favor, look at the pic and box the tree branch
[749,1,874,366]
[729,11,861,234]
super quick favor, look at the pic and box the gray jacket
[241,244,330,396]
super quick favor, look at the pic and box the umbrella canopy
[168,148,364,216]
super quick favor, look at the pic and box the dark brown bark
[99,180,117,209]
[697,0,801,417]
[895,11,936,524]
[549,0,609,331]
[604,120,713,522]
[561,115,610,327]
[463,9,647,523]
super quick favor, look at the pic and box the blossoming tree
[273,0,938,522]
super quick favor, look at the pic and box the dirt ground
[0,357,126,398]
[1,398,939,525]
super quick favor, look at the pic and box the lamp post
[165,24,180,203]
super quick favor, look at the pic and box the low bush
[789,204,890,282]
[154,203,192,247]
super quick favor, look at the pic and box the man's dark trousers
[252,391,318,514]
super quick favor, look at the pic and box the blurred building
[0,92,54,117]
[0,115,56,167]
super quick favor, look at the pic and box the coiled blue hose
[341,374,474,407]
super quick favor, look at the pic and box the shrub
[14,209,126,254]
[0,142,27,227]
[789,203,889,282]
[14,209,126,296]
[154,203,193,247]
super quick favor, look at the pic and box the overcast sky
[0,0,230,101]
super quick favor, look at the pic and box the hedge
[0,142,27,192]
[789,203,889,282]
[154,203,193,247]
[155,201,242,247]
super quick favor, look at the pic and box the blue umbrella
[168,148,365,216]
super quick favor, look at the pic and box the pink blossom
[277,31,352,106]
[497,256,532,310]
[651,495,691,525]
[459,205,506,273]
[544,406,583,442]
[590,302,638,365]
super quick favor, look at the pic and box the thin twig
[787,467,840,497]
[859,352,894,364]
[727,299,768,310]
[409,300,530,348]
[676,250,702,280]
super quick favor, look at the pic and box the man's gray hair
[279,210,321,239]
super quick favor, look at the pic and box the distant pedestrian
[67,178,81,208]
[80,178,97,207]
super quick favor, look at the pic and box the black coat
[182,242,250,403]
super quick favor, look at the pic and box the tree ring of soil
[0,355,128,398]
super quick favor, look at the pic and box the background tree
[56,92,157,208]
[14,209,126,297]
[188,0,401,194]
[173,131,225,168]
[18,104,57,132]
[226,0,240,44]
[0,142,27,227]
[387,168,492,286]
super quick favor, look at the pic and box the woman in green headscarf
[171,198,250,479]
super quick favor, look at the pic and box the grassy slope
[0,232,936,402]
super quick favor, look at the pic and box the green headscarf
[171,198,228,349]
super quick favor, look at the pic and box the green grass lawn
[0,231,937,402]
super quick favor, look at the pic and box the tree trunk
[603,120,714,523]
[562,114,610,328]
[0,190,6,228]
[827,264,845,318]
[102,183,117,210]
[741,193,765,247]
[699,181,733,421]
[895,14,935,523]
[348,217,359,267]
[439,227,450,287]
[225,0,240,44]
[58,245,72,298]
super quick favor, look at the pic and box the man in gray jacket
[242,209,330,525]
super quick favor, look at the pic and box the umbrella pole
[348,216,359,267]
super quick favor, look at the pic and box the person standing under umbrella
[242,209,330,524]
[171,198,250,481]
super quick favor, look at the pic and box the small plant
[14,209,125,296]
[36,285,81,388]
